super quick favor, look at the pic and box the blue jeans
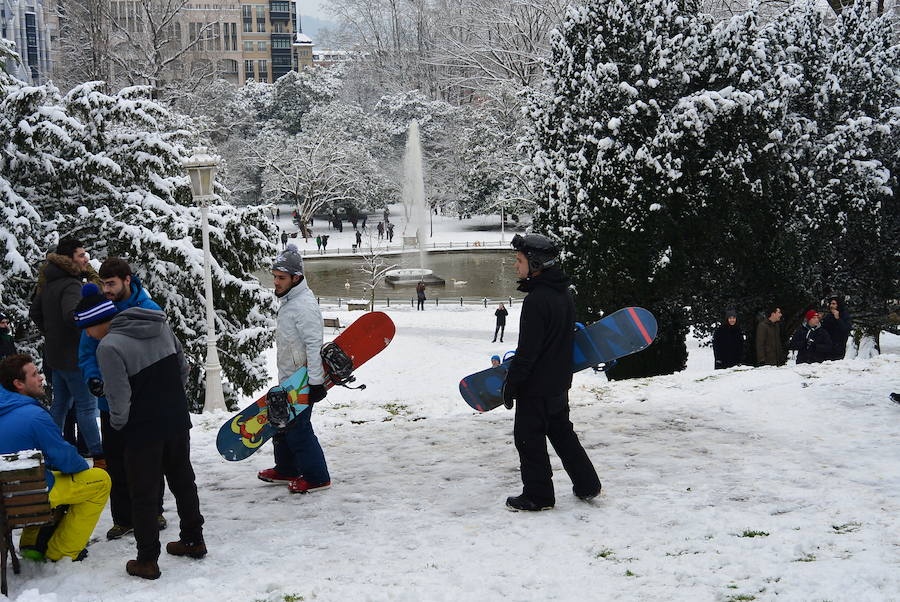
[50,369,102,457]
[273,405,329,484]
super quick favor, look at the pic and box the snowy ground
[8,307,900,602]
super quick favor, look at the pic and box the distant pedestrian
[316,235,322,253]
[493,303,508,343]
[276,207,281,219]
[321,235,329,252]
[821,296,852,360]
[355,230,362,247]
[281,231,288,247]
[788,310,833,364]
[387,223,395,243]
[361,215,367,230]
[0,312,16,359]
[416,281,426,311]
[377,222,384,240]
[712,309,743,369]
[755,305,784,366]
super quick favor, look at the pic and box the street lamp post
[183,147,227,412]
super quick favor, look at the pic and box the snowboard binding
[266,386,291,429]
[321,342,366,390]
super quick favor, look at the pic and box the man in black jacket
[75,287,205,580]
[501,234,601,512]
[492,303,508,343]
[789,310,833,364]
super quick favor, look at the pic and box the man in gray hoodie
[74,286,205,580]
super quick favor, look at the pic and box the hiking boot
[288,478,331,494]
[505,494,553,512]
[73,548,89,562]
[126,559,161,580]
[166,539,207,558]
[158,515,168,530]
[92,456,107,471]
[106,524,134,540]
[258,468,293,483]
[576,486,602,502]
[890,392,900,404]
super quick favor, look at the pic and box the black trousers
[101,412,165,526]
[417,298,425,310]
[123,430,204,562]
[513,393,600,506]
[493,324,505,342]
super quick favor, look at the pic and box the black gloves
[308,384,327,405]
[501,377,515,410]
[87,378,105,398]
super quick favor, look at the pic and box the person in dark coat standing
[492,303,508,343]
[755,305,784,366]
[76,289,205,580]
[415,281,426,311]
[501,234,601,512]
[789,310,834,364]
[29,238,104,460]
[821,296,851,360]
[0,312,16,359]
[712,309,743,369]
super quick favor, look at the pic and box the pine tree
[0,70,278,408]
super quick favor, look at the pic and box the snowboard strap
[267,386,291,430]
[321,342,366,390]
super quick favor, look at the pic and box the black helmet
[512,233,558,272]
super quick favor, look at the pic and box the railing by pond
[299,239,510,258]
[315,296,520,308]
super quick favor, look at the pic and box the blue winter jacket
[78,275,161,412]
[0,385,90,488]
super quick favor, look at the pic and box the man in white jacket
[257,245,331,493]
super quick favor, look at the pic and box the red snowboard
[216,311,395,461]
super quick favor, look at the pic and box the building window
[272,22,285,33]
[272,38,290,49]
[229,23,238,50]
[256,6,265,19]
[257,20,266,32]
[271,1,289,12]
[243,40,254,52]
[259,76,268,83]
[244,59,254,78]
[243,21,252,32]
[242,5,251,18]
[257,41,267,52]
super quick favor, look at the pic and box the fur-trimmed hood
[35,253,101,294]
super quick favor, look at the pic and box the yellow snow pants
[20,468,111,561]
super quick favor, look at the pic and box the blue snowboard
[459,307,657,412]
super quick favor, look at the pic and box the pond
[255,250,526,301]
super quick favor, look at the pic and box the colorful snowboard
[459,307,657,412]
[216,311,395,461]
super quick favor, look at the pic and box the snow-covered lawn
[8,307,900,601]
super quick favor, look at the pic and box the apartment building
[0,0,55,84]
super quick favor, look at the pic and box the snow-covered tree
[0,68,278,409]
[524,0,898,375]
[355,232,398,311]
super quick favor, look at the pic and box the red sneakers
[288,478,332,494]
[257,468,292,483]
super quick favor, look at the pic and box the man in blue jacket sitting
[0,354,110,561]
[78,258,167,540]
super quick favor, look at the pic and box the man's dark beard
[275,275,304,297]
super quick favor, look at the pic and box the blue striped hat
[74,284,117,328]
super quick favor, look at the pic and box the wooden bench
[1,451,54,596]
[323,317,343,333]
[347,302,369,311]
